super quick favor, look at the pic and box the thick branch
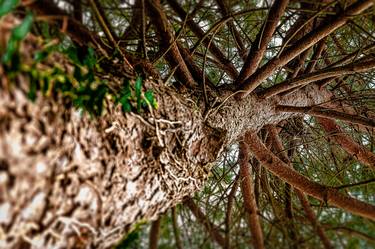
[239,139,264,249]
[244,132,375,221]
[184,198,225,247]
[259,59,375,98]
[317,117,375,170]
[266,126,333,249]
[237,0,373,97]
[236,0,289,85]
[146,0,196,88]
[276,105,375,128]
[0,17,225,248]
[149,218,161,249]
[167,0,239,79]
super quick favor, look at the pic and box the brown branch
[184,198,225,247]
[167,0,239,79]
[26,0,105,48]
[317,117,375,170]
[325,226,375,244]
[295,191,333,249]
[88,0,134,72]
[215,0,247,60]
[276,105,375,128]
[171,207,183,249]
[236,0,374,98]
[304,39,326,74]
[244,131,375,221]
[146,0,196,88]
[149,218,161,249]
[178,44,214,87]
[266,125,333,249]
[259,59,375,98]
[224,175,240,249]
[239,138,264,249]
[236,0,289,85]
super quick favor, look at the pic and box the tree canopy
[1,0,375,248]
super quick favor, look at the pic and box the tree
[0,0,375,248]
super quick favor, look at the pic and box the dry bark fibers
[0,15,356,249]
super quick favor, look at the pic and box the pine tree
[0,0,374,248]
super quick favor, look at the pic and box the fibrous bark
[0,12,371,248]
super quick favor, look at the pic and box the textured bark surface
[0,17,225,248]
[0,80,225,248]
[0,15,335,248]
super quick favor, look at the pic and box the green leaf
[27,78,37,101]
[0,0,19,17]
[34,51,48,62]
[144,90,157,109]
[115,230,140,249]
[120,96,132,112]
[117,79,132,112]
[83,47,96,70]
[135,77,142,112]
[65,46,81,65]
[2,38,17,63]
[12,12,33,41]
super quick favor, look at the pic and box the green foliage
[114,222,146,249]
[115,230,140,249]
[1,15,158,116]
[0,0,18,17]
[2,12,33,67]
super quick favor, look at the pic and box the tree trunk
[0,15,340,248]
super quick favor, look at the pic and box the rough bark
[0,13,363,248]
[0,78,223,248]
